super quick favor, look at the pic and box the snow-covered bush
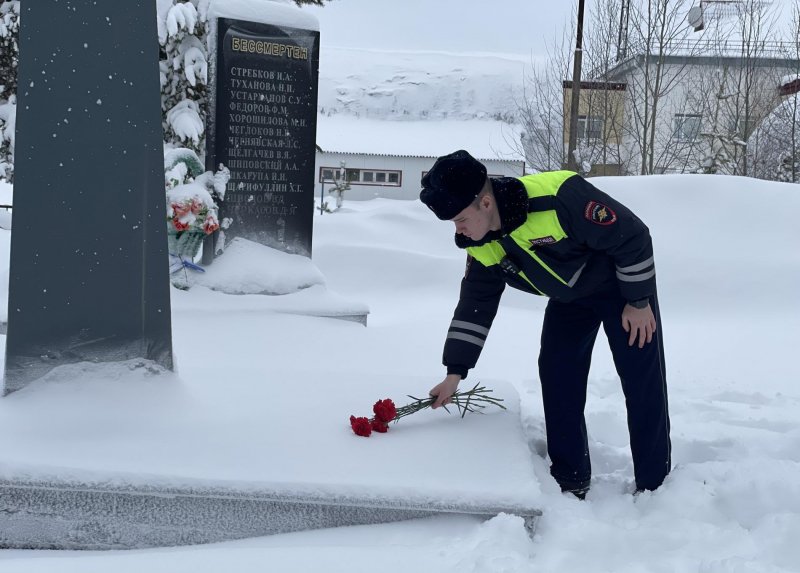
[165,145,205,189]
[0,0,19,183]
[692,132,740,175]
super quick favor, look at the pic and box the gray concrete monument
[3,2,173,393]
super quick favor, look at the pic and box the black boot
[560,484,590,500]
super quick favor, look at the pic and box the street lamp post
[567,0,586,172]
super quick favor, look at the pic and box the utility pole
[617,0,631,61]
[566,0,586,172]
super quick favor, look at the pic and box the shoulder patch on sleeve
[584,200,617,225]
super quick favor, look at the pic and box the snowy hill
[318,47,528,122]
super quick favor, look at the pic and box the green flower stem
[394,383,506,422]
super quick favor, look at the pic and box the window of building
[577,115,604,140]
[673,114,702,141]
[319,167,402,187]
[321,168,341,181]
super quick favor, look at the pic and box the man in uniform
[420,150,671,498]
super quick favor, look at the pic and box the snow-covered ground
[0,173,799,571]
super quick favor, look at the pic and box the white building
[565,1,800,177]
[604,48,800,175]
[314,116,526,201]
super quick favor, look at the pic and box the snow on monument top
[209,0,319,31]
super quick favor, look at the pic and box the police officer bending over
[420,150,671,498]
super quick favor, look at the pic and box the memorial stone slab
[0,474,540,549]
[3,2,173,393]
[208,17,320,257]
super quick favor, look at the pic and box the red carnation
[371,419,389,433]
[372,399,397,424]
[172,217,190,232]
[347,385,506,439]
[349,415,372,437]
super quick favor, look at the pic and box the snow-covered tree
[747,91,800,182]
[0,1,18,98]
[515,25,572,172]
[0,0,19,183]
[157,0,210,156]
[691,67,742,175]
[745,1,800,183]
[328,176,349,210]
[777,149,800,182]
[772,3,800,183]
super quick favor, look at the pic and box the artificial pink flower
[203,215,220,234]
[172,217,190,232]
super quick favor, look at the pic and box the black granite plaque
[209,18,320,256]
[3,2,173,394]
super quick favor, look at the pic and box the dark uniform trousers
[538,289,671,492]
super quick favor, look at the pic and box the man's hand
[621,302,657,348]
[430,374,461,409]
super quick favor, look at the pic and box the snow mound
[193,237,325,295]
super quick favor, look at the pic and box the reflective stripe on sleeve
[616,268,656,282]
[449,320,490,336]
[616,256,655,274]
[446,332,486,348]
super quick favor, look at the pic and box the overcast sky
[305,0,800,58]
[305,0,577,58]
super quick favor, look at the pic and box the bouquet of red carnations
[349,383,506,437]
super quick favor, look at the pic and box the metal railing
[621,38,798,61]
[586,38,799,79]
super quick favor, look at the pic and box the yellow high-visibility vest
[466,171,576,294]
